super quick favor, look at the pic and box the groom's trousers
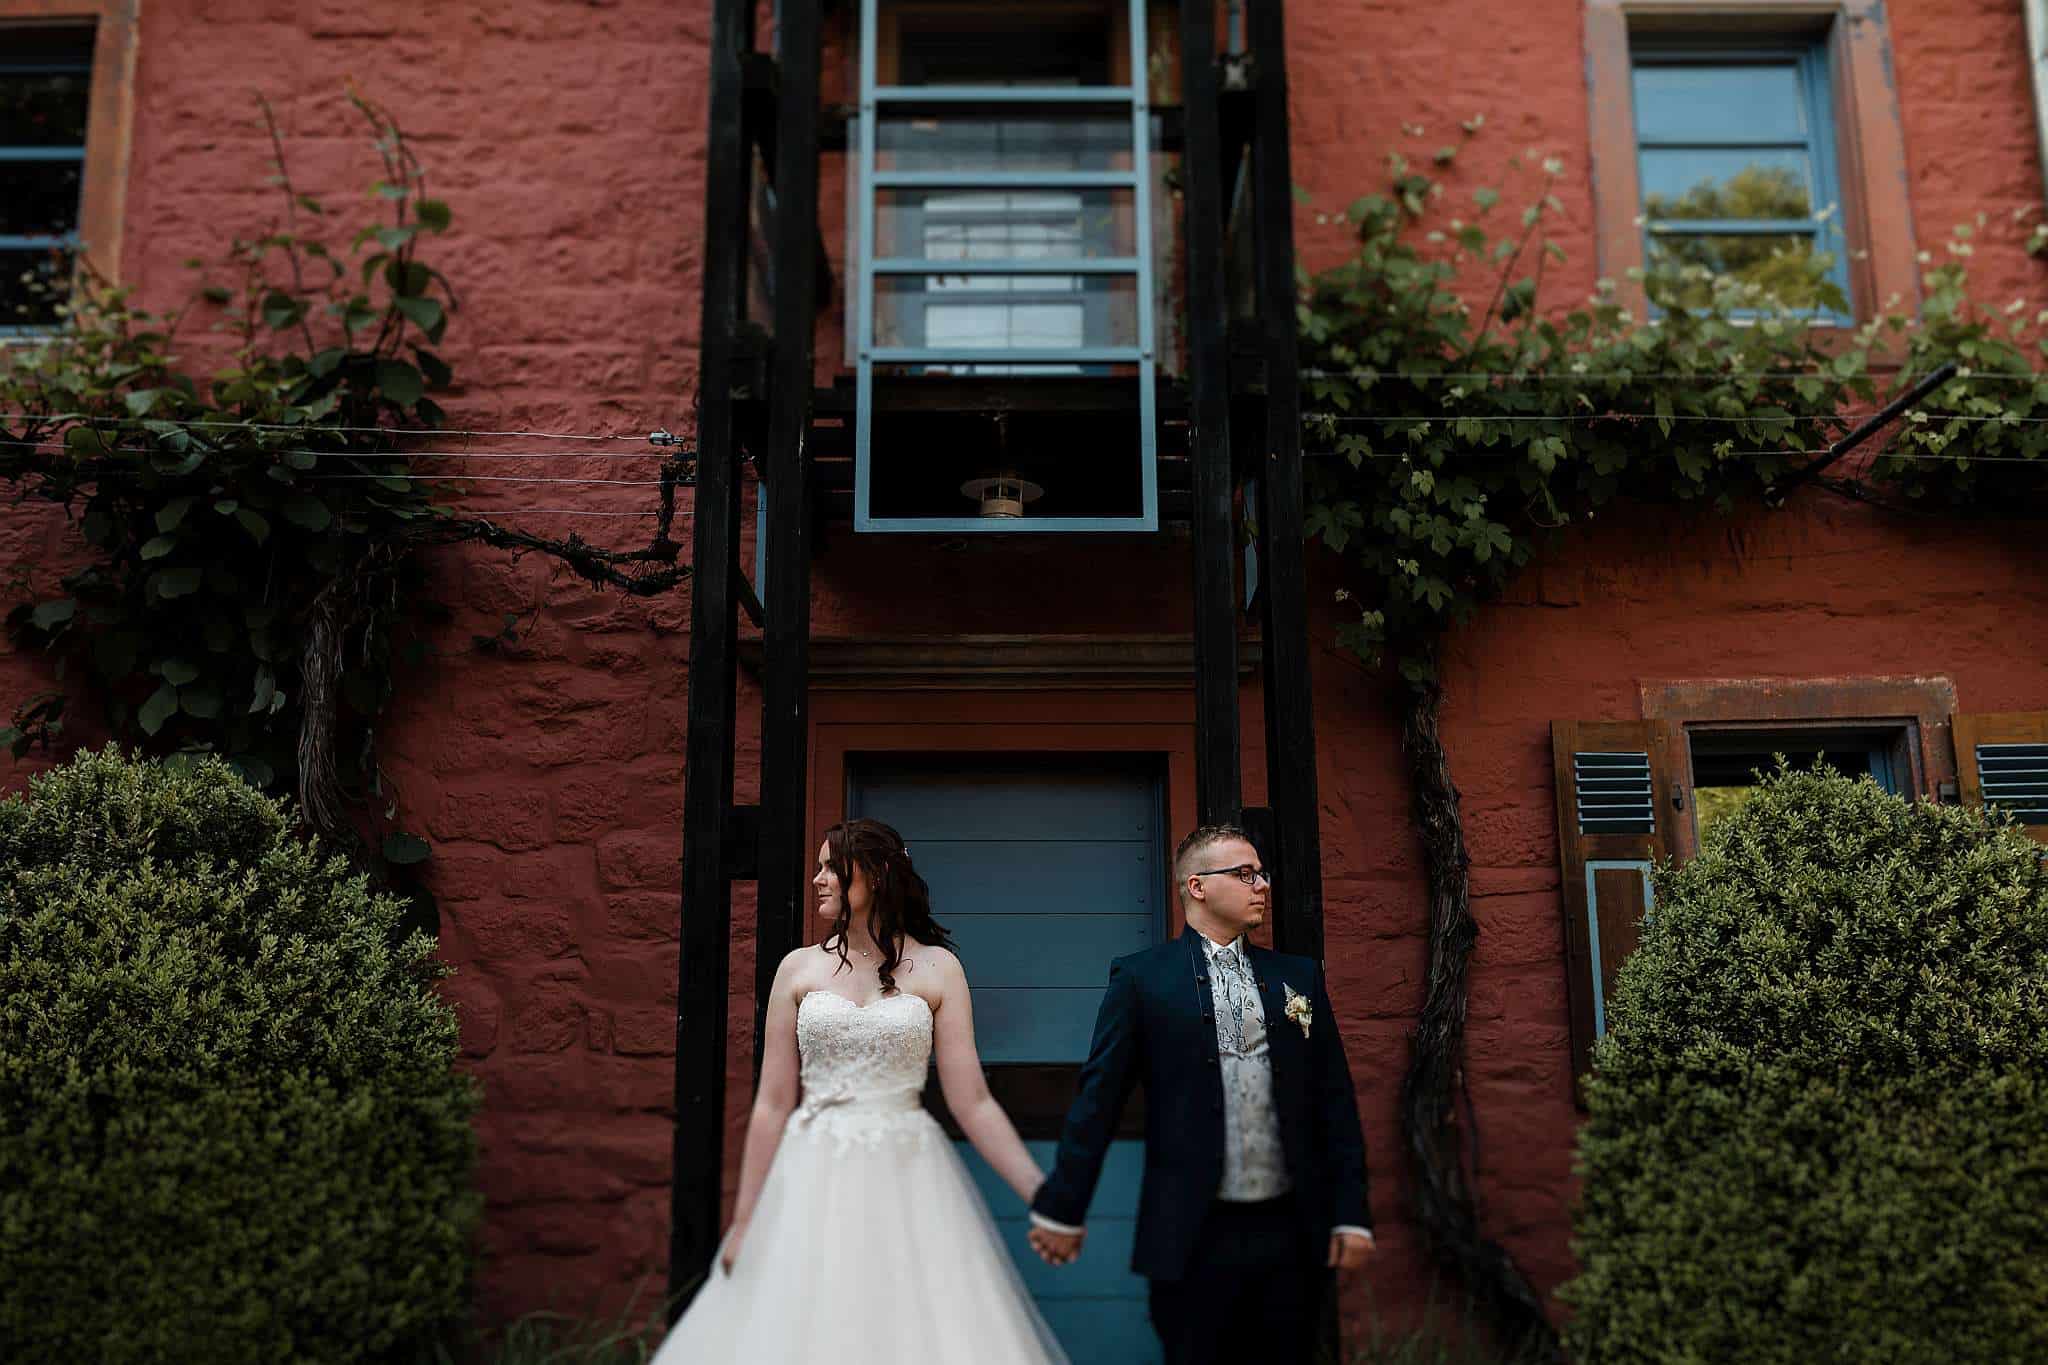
[1146,1194,1324,1365]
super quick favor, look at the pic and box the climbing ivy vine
[1,91,693,893]
[1296,130,2047,1359]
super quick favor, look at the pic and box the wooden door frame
[807,688,1206,1139]
[808,688,1202,946]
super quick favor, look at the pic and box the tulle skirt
[651,1093,1069,1364]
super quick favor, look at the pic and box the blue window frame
[852,0,1159,532]
[1631,40,1853,321]
[0,26,94,333]
[1689,727,1903,851]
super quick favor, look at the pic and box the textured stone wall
[1,0,2044,1338]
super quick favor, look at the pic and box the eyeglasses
[1189,864,1271,887]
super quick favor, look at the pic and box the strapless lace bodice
[789,991,937,1151]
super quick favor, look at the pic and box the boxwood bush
[1560,762,2048,1362]
[0,745,481,1362]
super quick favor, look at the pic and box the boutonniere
[1282,983,1313,1038]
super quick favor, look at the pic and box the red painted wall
[2,0,2045,1338]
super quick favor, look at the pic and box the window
[1583,0,1920,325]
[1689,725,1904,845]
[1631,42,1852,319]
[1554,679,1966,1092]
[0,5,139,336]
[851,0,1160,531]
[878,14,1123,369]
[1,26,93,329]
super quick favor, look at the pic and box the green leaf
[281,495,334,532]
[64,425,110,456]
[261,290,304,330]
[157,658,200,686]
[235,508,272,544]
[179,686,223,720]
[30,599,75,631]
[394,295,444,336]
[229,753,276,786]
[375,225,416,250]
[151,567,203,599]
[140,534,179,560]
[375,359,424,408]
[390,260,432,296]
[383,831,432,865]
[335,294,379,336]
[123,389,163,417]
[414,349,453,388]
[250,666,277,714]
[414,198,451,232]
[137,683,179,736]
[308,347,346,378]
[156,496,197,532]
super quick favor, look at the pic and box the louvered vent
[1978,742,2048,825]
[1574,750,1656,835]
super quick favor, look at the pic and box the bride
[651,818,1069,1362]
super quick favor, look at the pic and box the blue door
[848,757,1166,1364]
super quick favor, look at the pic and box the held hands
[1027,1224,1085,1266]
[1327,1229,1374,1271]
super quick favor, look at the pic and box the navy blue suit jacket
[1031,929,1371,1281]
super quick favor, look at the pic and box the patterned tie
[1214,941,1260,1055]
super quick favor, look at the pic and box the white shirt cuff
[1332,1225,1374,1241]
[1029,1211,1085,1236]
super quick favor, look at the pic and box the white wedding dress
[651,989,1069,1363]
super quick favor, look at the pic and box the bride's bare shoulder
[903,942,965,996]
[772,944,831,996]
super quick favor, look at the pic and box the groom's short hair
[1173,823,1255,902]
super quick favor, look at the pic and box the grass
[415,1279,676,1365]
[1336,1291,1558,1365]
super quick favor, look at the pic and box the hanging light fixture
[959,411,1044,518]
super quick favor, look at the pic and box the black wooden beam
[723,803,762,881]
[668,0,752,1319]
[754,0,824,1065]
[1180,0,1242,827]
[1247,0,1323,962]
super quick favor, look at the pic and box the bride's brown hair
[821,818,956,995]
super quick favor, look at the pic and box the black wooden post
[669,0,753,1318]
[754,0,823,1062]
[1246,0,1324,961]
[1181,0,1243,828]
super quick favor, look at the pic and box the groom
[1026,823,1373,1363]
